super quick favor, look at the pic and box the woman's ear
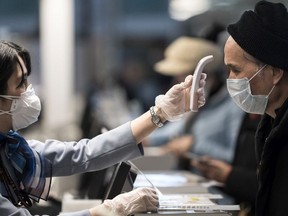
[272,67,284,85]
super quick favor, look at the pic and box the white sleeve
[0,194,91,216]
[59,209,90,216]
[28,122,143,176]
[0,195,32,216]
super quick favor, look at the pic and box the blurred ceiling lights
[169,0,210,21]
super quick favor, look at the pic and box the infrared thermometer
[190,55,214,112]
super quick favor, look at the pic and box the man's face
[224,36,273,96]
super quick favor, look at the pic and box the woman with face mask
[0,41,206,216]
[224,1,288,215]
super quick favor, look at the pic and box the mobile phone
[186,152,212,166]
[185,152,202,160]
[190,55,214,112]
[198,159,212,166]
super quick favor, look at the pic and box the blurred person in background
[117,58,170,113]
[192,113,260,216]
[145,36,244,165]
[0,40,206,216]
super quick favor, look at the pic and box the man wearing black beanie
[224,1,288,216]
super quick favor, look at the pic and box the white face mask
[226,64,275,115]
[0,84,41,131]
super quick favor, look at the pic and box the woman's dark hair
[0,41,31,94]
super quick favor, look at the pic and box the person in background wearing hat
[145,36,245,164]
[144,36,260,215]
[224,1,288,215]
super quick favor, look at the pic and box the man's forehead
[224,37,246,61]
[225,36,242,51]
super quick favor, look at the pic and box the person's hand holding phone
[191,156,232,184]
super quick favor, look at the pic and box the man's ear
[272,67,284,85]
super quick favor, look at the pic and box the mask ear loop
[266,85,275,98]
[0,111,12,115]
[0,96,18,116]
[247,64,275,98]
[248,64,267,82]
[0,95,20,100]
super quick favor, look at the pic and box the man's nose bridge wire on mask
[127,160,163,197]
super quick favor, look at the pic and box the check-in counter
[133,171,238,216]
[60,148,239,215]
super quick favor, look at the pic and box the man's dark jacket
[255,99,288,216]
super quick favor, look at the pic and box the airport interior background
[1,1,288,215]
[0,0,286,141]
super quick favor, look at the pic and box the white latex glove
[155,74,207,122]
[90,187,159,216]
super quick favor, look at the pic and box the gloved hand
[155,74,207,122]
[90,187,159,216]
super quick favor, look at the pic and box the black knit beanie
[227,1,288,71]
